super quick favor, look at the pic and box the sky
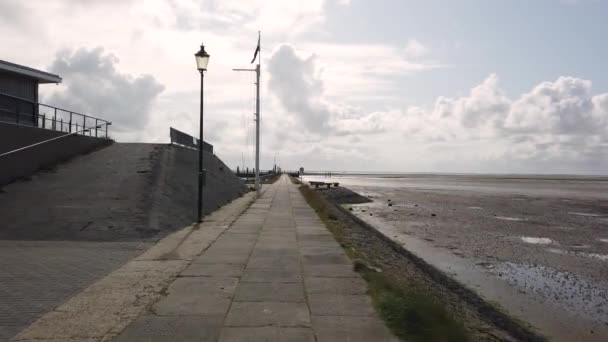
[1,0,607,174]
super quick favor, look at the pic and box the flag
[250,33,260,64]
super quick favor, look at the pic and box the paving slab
[114,315,224,342]
[246,256,300,269]
[181,263,245,277]
[234,282,305,302]
[304,277,368,295]
[311,316,399,342]
[224,302,311,327]
[302,264,359,278]
[301,253,351,266]
[219,327,315,342]
[153,277,238,316]
[308,294,377,316]
[194,251,251,265]
[241,268,302,283]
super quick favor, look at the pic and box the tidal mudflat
[305,174,608,341]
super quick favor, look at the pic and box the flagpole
[233,31,262,197]
[254,31,261,197]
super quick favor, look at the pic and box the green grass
[361,265,469,342]
[299,185,470,342]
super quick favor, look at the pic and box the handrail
[0,91,111,138]
[0,91,109,122]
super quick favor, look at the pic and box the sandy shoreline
[306,174,608,341]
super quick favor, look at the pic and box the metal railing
[0,91,111,138]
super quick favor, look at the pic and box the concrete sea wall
[0,143,247,241]
[0,122,112,186]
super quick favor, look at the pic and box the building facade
[0,60,62,126]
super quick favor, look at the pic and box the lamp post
[195,43,210,223]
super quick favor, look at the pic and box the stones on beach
[431,213,437,217]
[388,203,393,207]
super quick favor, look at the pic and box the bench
[309,181,340,189]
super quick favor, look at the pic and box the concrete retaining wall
[0,122,112,186]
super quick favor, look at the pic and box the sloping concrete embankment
[0,143,247,241]
[0,142,246,341]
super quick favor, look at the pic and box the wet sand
[305,174,608,341]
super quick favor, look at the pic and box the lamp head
[194,43,210,71]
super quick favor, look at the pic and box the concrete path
[114,175,397,341]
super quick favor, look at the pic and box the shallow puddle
[568,212,603,217]
[495,216,525,221]
[547,248,608,262]
[521,236,553,244]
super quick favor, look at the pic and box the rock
[388,203,393,207]
[349,207,353,211]
[431,213,437,217]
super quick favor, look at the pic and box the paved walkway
[114,175,397,341]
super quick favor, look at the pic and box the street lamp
[195,43,210,223]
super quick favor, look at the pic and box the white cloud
[45,47,165,138]
[404,38,429,59]
[345,74,608,172]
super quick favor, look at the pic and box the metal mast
[254,35,261,196]
[234,31,261,197]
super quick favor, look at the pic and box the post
[254,52,261,196]
[69,112,73,133]
[197,71,205,223]
[16,101,20,124]
[232,32,262,197]
[42,114,46,129]
[95,119,98,137]
[53,108,57,131]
